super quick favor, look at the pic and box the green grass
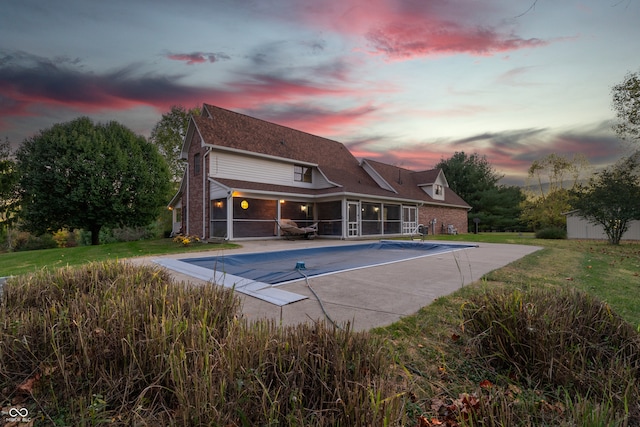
[0,238,239,277]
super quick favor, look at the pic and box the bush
[52,228,78,248]
[462,287,640,421]
[7,230,57,251]
[0,262,403,425]
[77,224,160,245]
[535,226,567,239]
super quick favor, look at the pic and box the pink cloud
[367,23,548,59]
[165,52,230,65]
[246,103,379,136]
[291,0,550,60]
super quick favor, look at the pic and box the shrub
[172,234,201,246]
[8,230,57,251]
[535,226,567,239]
[0,262,403,425]
[52,228,77,248]
[462,287,640,421]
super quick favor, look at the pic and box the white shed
[565,210,640,241]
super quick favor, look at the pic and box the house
[565,210,640,241]
[169,104,471,240]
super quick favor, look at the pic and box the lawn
[0,238,239,277]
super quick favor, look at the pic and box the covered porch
[209,193,420,240]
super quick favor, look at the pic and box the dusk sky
[2,0,639,185]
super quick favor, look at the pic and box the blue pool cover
[180,240,477,285]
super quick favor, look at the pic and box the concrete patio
[133,239,541,331]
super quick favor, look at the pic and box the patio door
[402,206,417,234]
[347,201,360,237]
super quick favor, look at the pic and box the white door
[402,206,417,234]
[347,201,360,237]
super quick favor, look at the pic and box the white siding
[209,150,333,189]
[210,180,229,199]
[566,213,640,240]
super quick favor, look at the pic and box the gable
[190,104,386,196]
[417,170,448,200]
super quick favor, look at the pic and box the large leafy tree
[436,151,524,231]
[16,117,172,245]
[612,70,640,144]
[150,105,200,183]
[570,152,640,245]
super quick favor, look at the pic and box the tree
[436,152,502,202]
[474,185,526,231]
[612,70,640,144]
[16,117,172,245]
[520,188,572,230]
[436,152,524,231]
[570,152,640,245]
[0,137,19,233]
[521,153,591,230]
[150,105,201,183]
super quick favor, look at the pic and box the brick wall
[418,205,469,235]
[186,133,206,238]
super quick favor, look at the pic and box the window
[193,153,201,175]
[435,184,443,196]
[294,165,312,183]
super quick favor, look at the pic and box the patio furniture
[275,219,318,239]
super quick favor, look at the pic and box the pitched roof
[187,104,469,208]
[362,158,470,208]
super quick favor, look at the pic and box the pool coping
[153,258,308,306]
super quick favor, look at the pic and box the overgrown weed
[0,261,404,425]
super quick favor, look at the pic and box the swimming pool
[154,240,477,306]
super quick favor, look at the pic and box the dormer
[417,169,448,201]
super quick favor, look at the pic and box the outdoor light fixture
[280,199,285,204]
[241,200,249,209]
[301,205,307,212]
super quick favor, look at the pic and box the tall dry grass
[0,261,404,426]
[461,287,640,425]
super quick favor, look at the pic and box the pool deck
[132,239,541,331]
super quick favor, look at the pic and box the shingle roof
[190,104,469,208]
[362,158,470,208]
